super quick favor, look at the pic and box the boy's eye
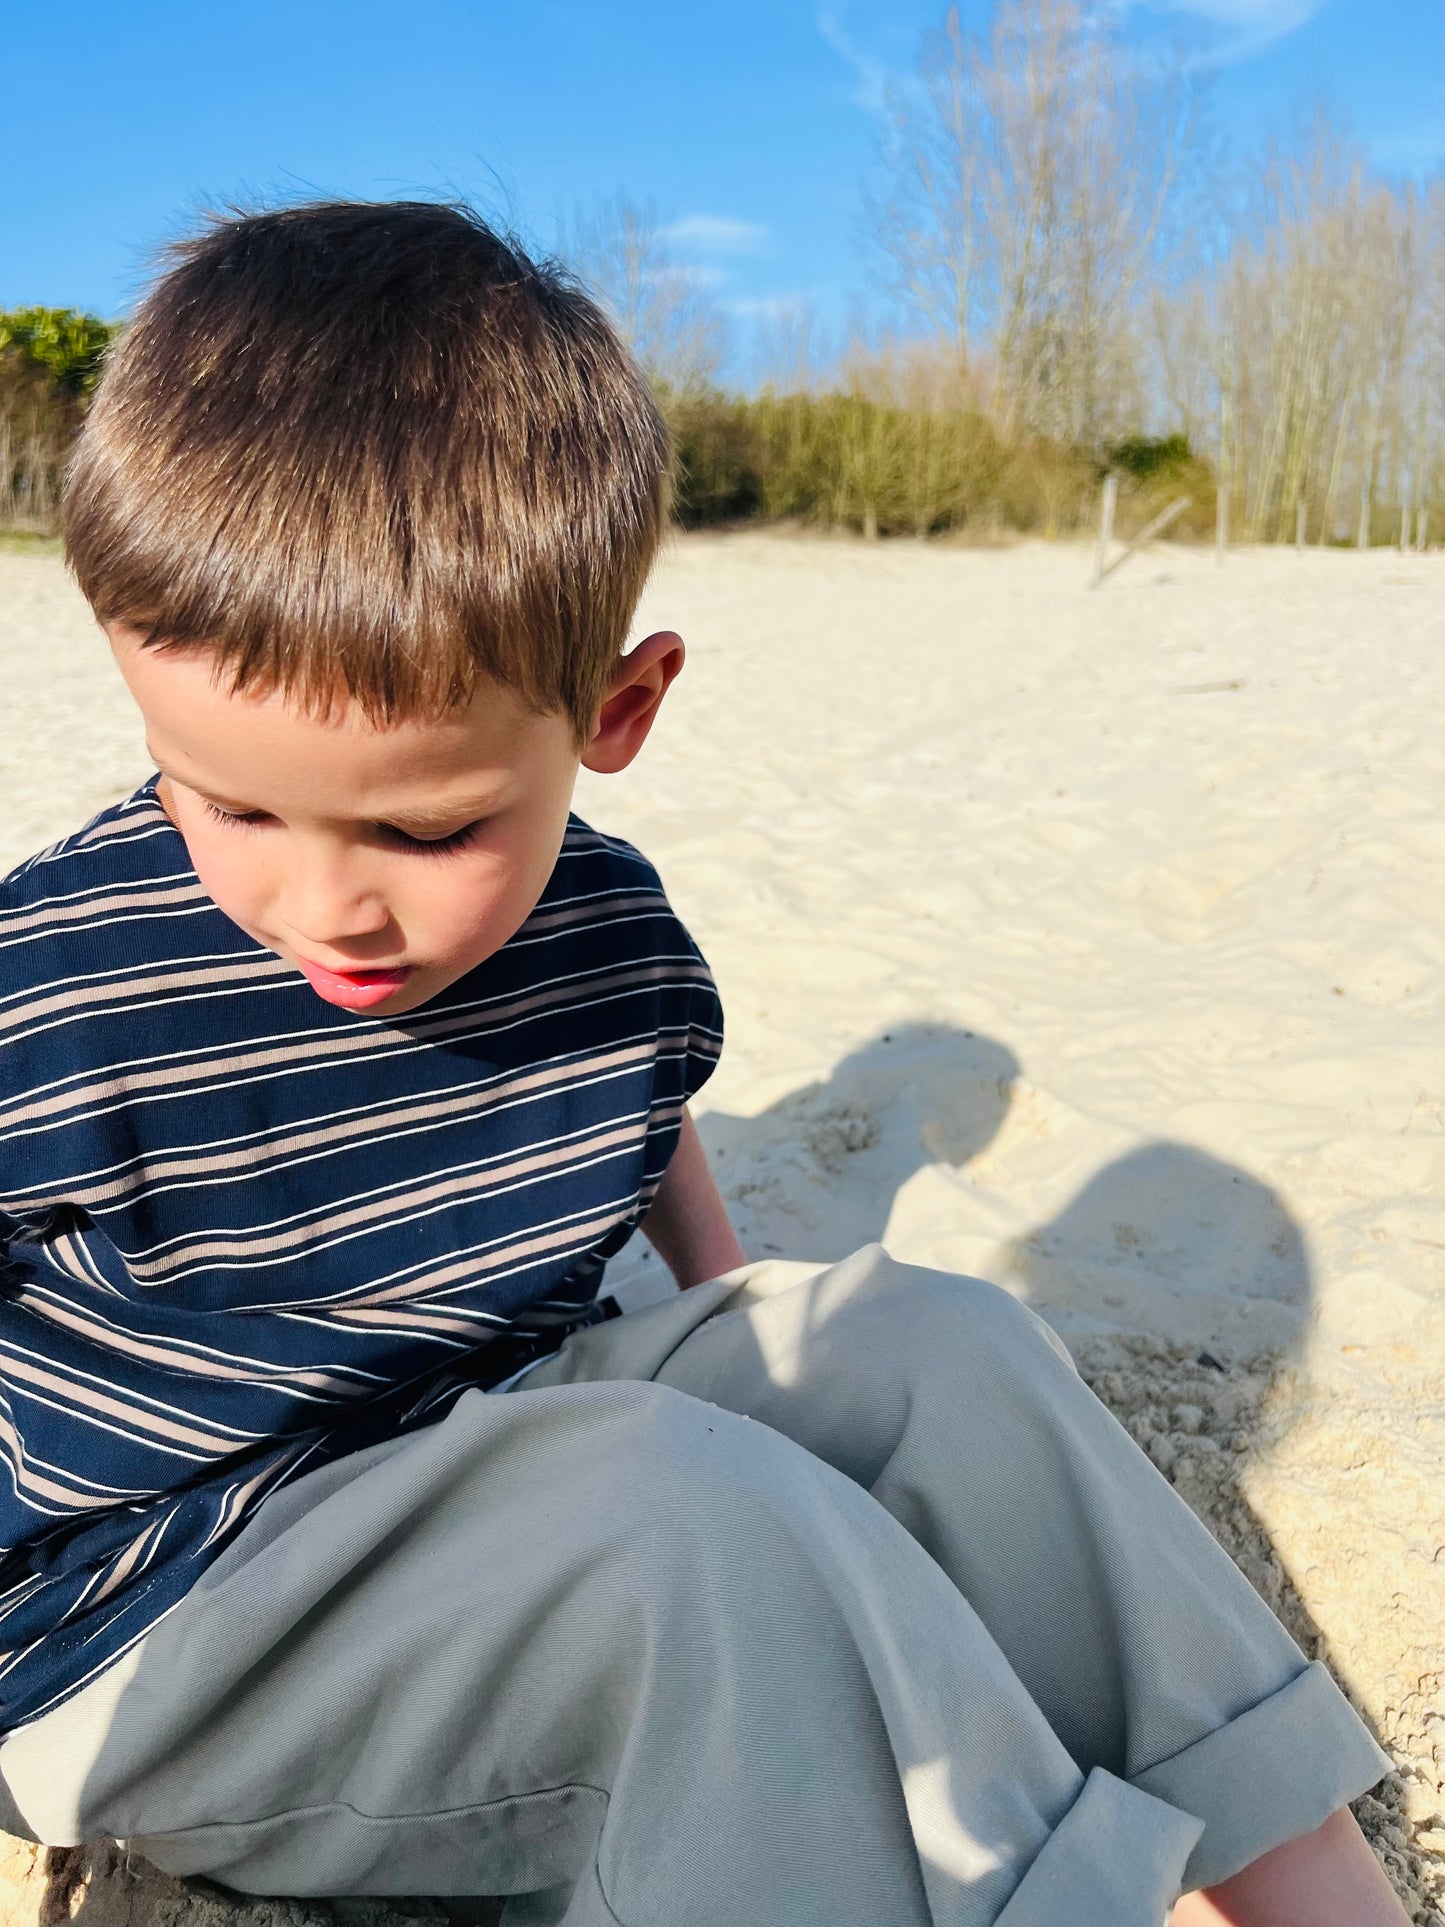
[200,798,483,856]
[377,820,485,856]
[202,800,269,830]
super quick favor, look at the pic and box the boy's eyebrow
[373,799,500,830]
[151,758,271,816]
[150,758,247,812]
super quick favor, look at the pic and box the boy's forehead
[106,624,576,815]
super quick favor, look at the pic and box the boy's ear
[580,631,685,775]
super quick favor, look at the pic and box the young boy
[0,202,1406,1926]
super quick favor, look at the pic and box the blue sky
[3,0,1440,360]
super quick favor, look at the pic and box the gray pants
[3,1248,1386,1926]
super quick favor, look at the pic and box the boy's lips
[296,957,414,1009]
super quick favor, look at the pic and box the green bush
[666,391,764,526]
[1096,433,1217,541]
[665,385,1046,538]
[662,373,1216,542]
[1105,433,1193,483]
[0,309,119,530]
[0,309,118,398]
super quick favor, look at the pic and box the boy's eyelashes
[198,799,486,857]
[380,819,487,856]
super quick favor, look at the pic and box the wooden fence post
[1091,475,1118,587]
[1090,496,1192,588]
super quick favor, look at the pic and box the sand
[1,535,1441,1922]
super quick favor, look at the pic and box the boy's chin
[364,970,459,1017]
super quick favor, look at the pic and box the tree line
[576,1,1443,545]
[5,4,1441,545]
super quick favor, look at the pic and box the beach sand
[2,535,1441,1921]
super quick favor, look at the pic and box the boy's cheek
[178,825,275,940]
[171,812,344,966]
[397,816,575,987]
[405,864,546,977]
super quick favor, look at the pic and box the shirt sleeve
[676,935,724,1106]
[582,832,724,1226]
[596,828,724,1113]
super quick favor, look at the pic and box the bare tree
[864,8,984,376]
[870,0,1201,446]
[1152,109,1444,543]
[563,194,727,396]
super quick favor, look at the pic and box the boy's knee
[927,1267,1074,1370]
[836,1249,1078,1382]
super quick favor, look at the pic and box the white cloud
[662,215,769,255]
[1143,0,1324,60]
[816,5,894,117]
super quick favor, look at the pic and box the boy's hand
[640,1108,747,1289]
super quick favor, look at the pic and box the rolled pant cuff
[1131,1660,1392,1892]
[996,1767,1202,1925]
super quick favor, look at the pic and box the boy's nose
[286,902,392,949]
[276,855,392,949]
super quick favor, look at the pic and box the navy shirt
[0,783,721,1731]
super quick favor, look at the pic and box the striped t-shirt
[0,782,722,1732]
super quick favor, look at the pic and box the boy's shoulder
[2,779,241,996]
[548,816,669,897]
[488,816,708,993]
[0,783,273,1090]
[2,779,194,911]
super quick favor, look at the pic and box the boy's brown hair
[65,201,672,733]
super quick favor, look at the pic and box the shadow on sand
[684,1021,1415,1908]
[686,1022,1323,1607]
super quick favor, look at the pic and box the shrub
[0,309,117,398]
[0,309,119,530]
[1106,433,1193,483]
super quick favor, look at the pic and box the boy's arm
[641,1108,747,1289]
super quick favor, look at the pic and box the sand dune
[2,535,1441,1919]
